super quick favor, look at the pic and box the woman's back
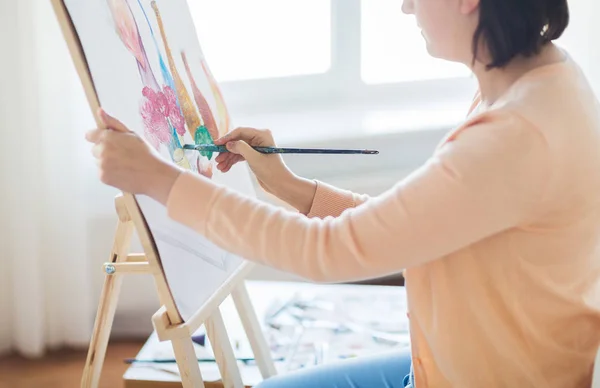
[405,53,600,387]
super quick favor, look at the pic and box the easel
[81,194,276,388]
[49,1,278,387]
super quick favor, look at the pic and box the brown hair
[473,0,569,68]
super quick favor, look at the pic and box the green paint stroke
[194,125,214,160]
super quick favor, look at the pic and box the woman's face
[402,0,480,66]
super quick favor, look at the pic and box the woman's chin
[420,34,435,54]
[423,41,438,57]
[422,42,448,61]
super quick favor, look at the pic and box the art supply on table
[261,288,410,370]
[183,144,379,155]
[191,333,206,347]
[283,325,306,371]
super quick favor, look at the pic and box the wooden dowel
[103,262,152,275]
[126,254,147,262]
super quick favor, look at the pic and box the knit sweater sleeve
[166,111,549,282]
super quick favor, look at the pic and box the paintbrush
[183,144,379,155]
[124,357,284,364]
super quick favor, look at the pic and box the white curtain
[0,0,598,358]
[0,0,98,357]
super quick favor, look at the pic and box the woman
[86,0,600,386]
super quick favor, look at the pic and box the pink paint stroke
[163,86,186,136]
[140,86,185,149]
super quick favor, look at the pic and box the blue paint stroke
[136,0,175,91]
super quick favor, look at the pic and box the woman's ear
[460,0,479,15]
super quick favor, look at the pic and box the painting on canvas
[61,0,256,320]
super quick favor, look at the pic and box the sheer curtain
[0,0,598,358]
[0,0,97,357]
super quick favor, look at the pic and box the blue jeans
[254,348,414,388]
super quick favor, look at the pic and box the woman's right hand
[214,127,295,196]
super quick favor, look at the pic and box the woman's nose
[401,0,414,14]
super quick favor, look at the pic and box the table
[123,281,408,388]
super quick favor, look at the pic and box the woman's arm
[271,172,371,218]
[164,110,550,283]
[304,180,370,219]
[214,127,370,217]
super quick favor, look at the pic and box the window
[190,1,475,119]
[190,0,332,82]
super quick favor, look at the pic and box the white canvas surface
[63,0,256,320]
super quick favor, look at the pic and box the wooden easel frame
[50,1,277,387]
[82,194,276,388]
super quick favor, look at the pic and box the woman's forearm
[270,173,317,215]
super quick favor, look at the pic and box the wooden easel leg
[232,283,278,379]
[81,213,134,388]
[171,336,206,388]
[205,309,244,388]
[153,307,206,388]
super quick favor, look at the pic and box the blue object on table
[191,333,205,347]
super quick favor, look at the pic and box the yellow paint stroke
[181,51,219,141]
[200,59,231,137]
[151,1,200,138]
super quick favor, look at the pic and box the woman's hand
[214,127,295,195]
[214,127,317,214]
[85,108,182,205]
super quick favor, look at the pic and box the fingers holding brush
[216,153,244,173]
[214,126,296,197]
[214,126,279,174]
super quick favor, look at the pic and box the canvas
[63,0,256,320]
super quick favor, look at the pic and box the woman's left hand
[86,108,182,205]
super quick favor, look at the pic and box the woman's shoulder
[441,49,600,161]
[494,53,599,132]
[485,54,600,213]
[454,53,600,156]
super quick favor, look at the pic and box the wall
[589,0,599,93]
[562,0,600,95]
